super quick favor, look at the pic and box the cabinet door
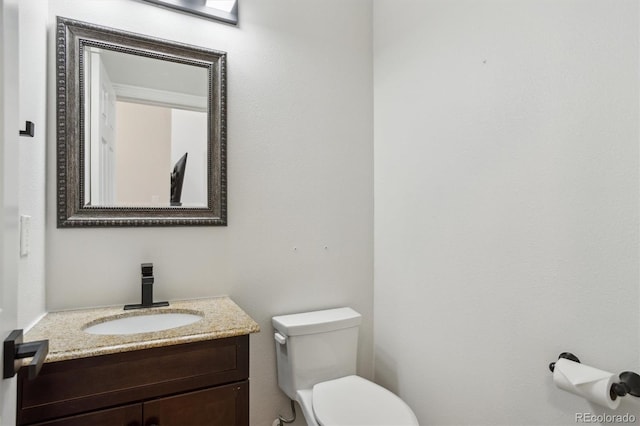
[143,381,248,426]
[33,403,141,426]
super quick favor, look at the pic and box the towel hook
[3,329,48,380]
[19,121,34,137]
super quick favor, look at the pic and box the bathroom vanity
[16,297,259,426]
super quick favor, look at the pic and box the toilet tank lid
[272,307,362,336]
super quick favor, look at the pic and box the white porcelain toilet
[272,307,418,426]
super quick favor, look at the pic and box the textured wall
[46,1,373,425]
[373,0,639,424]
[1,1,21,424]
[18,0,47,331]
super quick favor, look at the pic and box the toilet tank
[272,307,362,400]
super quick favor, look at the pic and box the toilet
[272,307,418,426]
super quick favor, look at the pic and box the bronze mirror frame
[56,17,227,227]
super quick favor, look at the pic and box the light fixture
[141,0,238,25]
[205,0,235,13]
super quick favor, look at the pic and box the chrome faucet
[124,263,169,310]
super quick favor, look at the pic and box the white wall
[46,1,373,425]
[18,0,47,329]
[0,0,20,423]
[2,2,47,423]
[374,0,639,424]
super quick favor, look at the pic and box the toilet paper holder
[549,352,640,399]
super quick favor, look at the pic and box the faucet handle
[141,263,153,277]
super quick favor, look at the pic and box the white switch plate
[20,215,31,257]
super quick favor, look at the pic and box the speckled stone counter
[23,297,260,363]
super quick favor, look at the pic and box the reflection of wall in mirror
[171,109,207,207]
[115,102,171,206]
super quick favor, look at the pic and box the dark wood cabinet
[32,404,141,426]
[18,335,250,426]
[144,382,248,426]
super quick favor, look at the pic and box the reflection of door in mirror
[86,50,117,206]
[83,46,208,208]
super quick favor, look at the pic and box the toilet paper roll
[553,358,620,410]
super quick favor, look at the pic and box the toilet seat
[312,375,418,426]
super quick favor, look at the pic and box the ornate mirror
[56,17,227,227]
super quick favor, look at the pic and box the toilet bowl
[272,307,418,426]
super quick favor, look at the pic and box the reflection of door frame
[0,0,20,424]
[111,83,207,112]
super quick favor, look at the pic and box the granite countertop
[23,297,260,363]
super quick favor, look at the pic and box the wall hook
[19,121,35,137]
[3,329,48,380]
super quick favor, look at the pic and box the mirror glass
[57,17,227,227]
[83,47,208,208]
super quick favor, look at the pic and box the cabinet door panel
[144,381,248,426]
[33,403,141,426]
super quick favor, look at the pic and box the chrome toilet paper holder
[549,352,640,399]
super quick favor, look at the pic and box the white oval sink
[84,312,203,335]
